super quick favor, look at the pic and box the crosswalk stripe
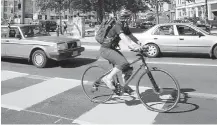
[1,70,29,81]
[74,86,162,124]
[1,77,81,111]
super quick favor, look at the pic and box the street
[1,46,217,124]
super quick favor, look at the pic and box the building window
[38,15,42,19]
[4,1,8,6]
[45,15,47,20]
[14,7,18,12]
[4,14,8,19]
[4,7,7,12]
[65,15,67,19]
[14,1,18,6]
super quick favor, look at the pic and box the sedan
[137,23,217,58]
[1,24,85,68]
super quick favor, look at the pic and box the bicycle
[81,47,180,112]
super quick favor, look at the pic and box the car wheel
[146,44,160,58]
[213,46,217,59]
[32,50,48,68]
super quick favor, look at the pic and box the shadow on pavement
[1,57,97,68]
[162,53,213,59]
[1,58,31,66]
[106,88,199,113]
[57,57,97,68]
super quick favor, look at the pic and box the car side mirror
[197,32,203,37]
[16,34,22,39]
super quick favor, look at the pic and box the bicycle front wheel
[136,68,180,112]
[81,65,114,103]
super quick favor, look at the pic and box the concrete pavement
[2,69,217,124]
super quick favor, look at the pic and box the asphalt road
[1,48,217,124]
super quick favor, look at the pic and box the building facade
[176,0,217,20]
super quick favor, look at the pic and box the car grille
[67,42,77,49]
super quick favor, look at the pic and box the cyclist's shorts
[100,47,130,70]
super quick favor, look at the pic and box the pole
[21,0,25,24]
[59,0,63,34]
[156,0,159,24]
[205,0,208,24]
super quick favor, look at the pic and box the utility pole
[58,0,63,34]
[205,0,208,24]
[21,0,25,24]
[156,0,159,24]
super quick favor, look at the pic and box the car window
[154,25,174,35]
[8,27,21,38]
[176,25,197,36]
[20,25,50,38]
[1,27,9,38]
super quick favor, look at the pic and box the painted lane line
[96,58,217,67]
[74,86,165,124]
[1,70,29,81]
[147,61,217,67]
[186,92,217,100]
[1,77,81,111]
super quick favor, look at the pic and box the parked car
[1,24,85,68]
[196,24,211,32]
[138,21,155,29]
[40,20,57,32]
[136,23,217,58]
[209,19,217,28]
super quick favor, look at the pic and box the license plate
[73,51,78,56]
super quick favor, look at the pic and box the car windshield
[196,26,210,35]
[20,25,50,38]
[189,24,210,35]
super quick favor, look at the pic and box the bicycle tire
[136,68,180,112]
[81,65,114,103]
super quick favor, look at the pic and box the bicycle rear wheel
[81,65,114,103]
[136,68,180,112]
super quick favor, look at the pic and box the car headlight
[57,43,68,50]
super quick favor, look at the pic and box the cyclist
[100,8,147,95]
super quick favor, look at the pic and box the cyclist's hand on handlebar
[128,43,142,52]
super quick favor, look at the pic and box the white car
[137,23,217,58]
[1,24,85,68]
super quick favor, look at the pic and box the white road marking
[147,61,217,67]
[74,86,164,124]
[96,58,217,67]
[1,70,29,81]
[1,77,81,111]
[54,118,62,124]
[186,92,217,99]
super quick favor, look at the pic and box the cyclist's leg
[100,47,129,89]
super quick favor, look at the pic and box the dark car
[139,22,155,29]
[196,24,211,32]
[40,20,57,32]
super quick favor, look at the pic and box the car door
[1,27,9,56]
[152,25,179,52]
[176,25,212,53]
[5,27,28,58]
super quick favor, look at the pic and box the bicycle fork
[146,67,161,94]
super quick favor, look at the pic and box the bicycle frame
[99,51,160,91]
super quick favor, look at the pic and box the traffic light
[18,3,21,10]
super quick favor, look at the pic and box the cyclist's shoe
[102,76,115,90]
[124,85,135,95]
[114,84,124,96]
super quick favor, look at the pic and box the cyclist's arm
[127,34,140,45]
